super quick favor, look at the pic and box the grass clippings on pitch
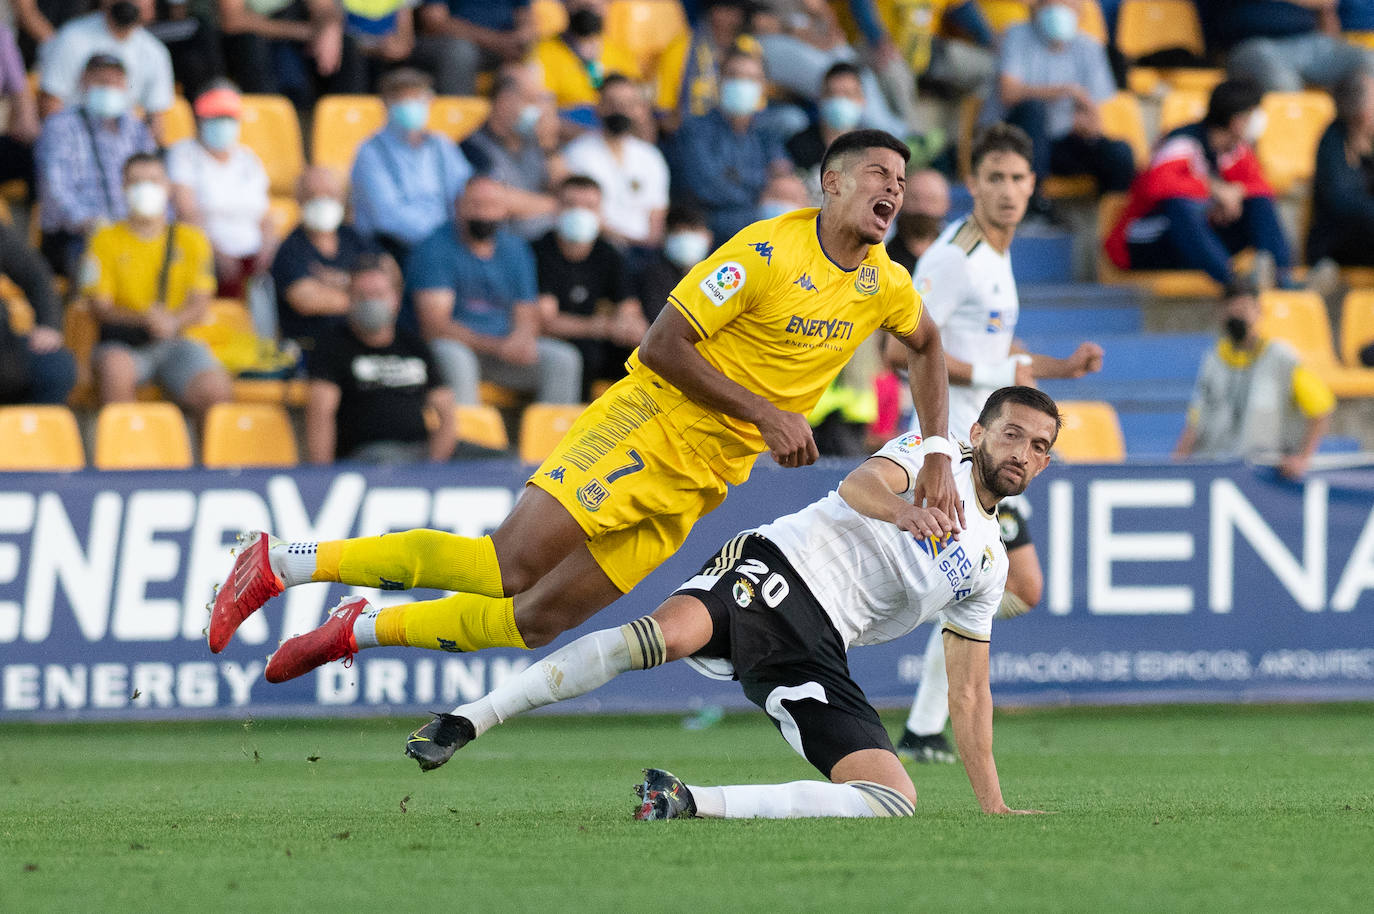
[1,704,1371,913]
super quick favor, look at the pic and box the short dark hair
[823,61,862,86]
[969,123,1033,174]
[599,72,634,96]
[352,252,402,291]
[819,129,910,177]
[121,151,164,179]
[1205,79,1264,128]
[558,174,602,196]
[83,52,125,75]
[666,204,709,231]
[378,67,432,98]
[976,386,1062,443]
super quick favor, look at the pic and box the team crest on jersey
[577,479,609,511]
[998,508,1020,542]
[986,310,1004,334]
[700,262,746,306]
[981,546,995,575]
[855,264,879,296]
[732,578,755,607]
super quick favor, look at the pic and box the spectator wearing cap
[532,0,640,120]
[351,67,474,261]
[0,23,40,195]
[217,0,368,112]
[35,52,156,278]
[167,82,278,299]
[414,0,536,96]
[37,0,175,142]
[1105,79,1294,289]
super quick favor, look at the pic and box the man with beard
[402,386,1060,820]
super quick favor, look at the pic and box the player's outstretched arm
[640,307,818,467]
[1027,341,1104,380]
[894,309,964,529]
[944,629,1047,815]
[837,456,955,540]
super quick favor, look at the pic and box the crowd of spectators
[1,0,1373,468]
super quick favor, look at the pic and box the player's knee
[848,779,917,817]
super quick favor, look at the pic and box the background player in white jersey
[403,387,1061,819]
[893,124,1104,763]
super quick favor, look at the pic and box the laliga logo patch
[916,275,933,296]
[898,432,922,451]
[855,263,879,296]
[733,578,755,608]
[700,261,746,306]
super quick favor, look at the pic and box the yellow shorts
[528,376,730,593]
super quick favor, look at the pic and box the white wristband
[970,358,1019,390]
[918,435,959,460]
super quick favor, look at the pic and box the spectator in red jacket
[1105,79,1294,289]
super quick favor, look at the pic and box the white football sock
[905,623,949,736]
[269,540,319,587]
[351,604,383,650]
[454,627,636,737]
[689,781,901,819]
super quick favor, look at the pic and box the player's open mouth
[872,199,896,223]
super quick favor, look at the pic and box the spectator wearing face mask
[670,49,794,243]
[786,62,867,179]
[631,205,712,328]
[37,0,175,142]
[35,53,156,278]
[81,152,233,418]
[531,0,640,121]
[1106,79,1295,290]
[756,172,812,219]
[272,165,376,368]
[167,82,277,299]
[461,69,564,241]
[351,67,474,262]
[562,73,670,259]
[307,254,456,464]
[532,175,648,399]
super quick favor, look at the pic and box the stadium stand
[93,402,194,470]
[518,403,587,464]
[455,404,511,451]
[1339,290,1374,369]
[1051,400,1127,463]
[239,94,305,197]
[605,0,690,75]
[1256,91,1335,196]
[0,405,85,471]
[201,403,299,469]
[1257,290,1374,399]
[311,95,491,174]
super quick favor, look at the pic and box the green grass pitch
[2,704,1371,912]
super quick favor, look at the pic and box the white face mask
[1243,109,1268,144]
[301,197,345,234]
[125,181,168,218]
[557,206,601,245]
[663,231,711,269]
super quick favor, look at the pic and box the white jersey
[911,217,1019,443]
[753,433,1007,649]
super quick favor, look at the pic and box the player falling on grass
[888,123,1102,764]
[209,129,965,686]
[392,387,1059,820]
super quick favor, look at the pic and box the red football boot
[265,596,370,683]
[208,531,285,653]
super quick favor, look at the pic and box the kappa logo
[545,466,566,483]
[855,263,879,296]
[750,241,774,264]
[793,273,817,292]
[577,479,609,511]
[700,261,746,306]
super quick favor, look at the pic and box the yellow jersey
[532,37,642,109]
[81,221,216,313]
[626,208,923,482]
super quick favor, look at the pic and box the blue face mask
[557,207,601,245]
[819,96,863,131]
[389,98,431,132]
[84,85,128,120]
[1035,4,1079,43]
[758,199,794,221]
[199,117,240,151]
[719,78,763,118]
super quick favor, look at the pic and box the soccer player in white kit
[402,387,1060,819]
[895,124,1104,764]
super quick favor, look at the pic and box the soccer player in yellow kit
[209,129,964,691]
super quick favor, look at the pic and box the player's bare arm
[639,306,819,468]
[944,629,1045,815]
[1028,341,1104,380]
[893,309,965,530]
[836,456,954,541]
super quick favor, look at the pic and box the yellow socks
[312,529,505,597]
[367,593,528,652]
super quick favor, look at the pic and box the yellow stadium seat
[1339,290,1374,368]
[63,302,100,409]
[1115,0,1205,60]
[533,0,568,38]
[1078,1,1108,44]
[455,404,510,451]
[2,278,35,334]
[518,403,587,464]
[428,96,492,144]
[1256,91,1335,195]
[161,96,195,145]
[94,402,194,469]
[1347,30,1374,49]
[1096,193,1220,296]
[1158,87,1209,134]
[269,195,300,234]
[606,0,690,74]
[240,94,305,196]
[0,405,85,471]
[1053,401,1126,463]
[232,378,309,407]
[1100,91,1150,168]
[202,402,299,468]
[1258,289,1374,397]
[312,95,386,174]
[978,0,1029,33]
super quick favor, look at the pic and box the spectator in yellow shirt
[532,0,640,120]
[81,152,233,419]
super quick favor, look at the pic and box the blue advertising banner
[1,458,1372,721]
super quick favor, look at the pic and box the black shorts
[674,533,895,777]
[998,500,1032,551]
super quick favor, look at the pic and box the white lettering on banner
[355,488,433,609]
[4,663,39,709]
[24,492,121,643]
[182,490,273,640]
[1332,503,1374,612]
[1087,480,1195,613]
[132,662,175,708]
[220,661,262,707]
[442,657,485,703]
[0,661,264,711]
[365,659,409,703]
[271,473,367,646]
[431,487,515,537]
[0,493,36,642]
[414,658,435,704]
[1047,479,1073,615]
[45,663,86,709]
[113,491,196,641]
[309,656,529,708]
[317,664,358,705]
[1210,479,1327,612]
[178,662,217,708]
[92,662,128,708]
[987,649,1374,684]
